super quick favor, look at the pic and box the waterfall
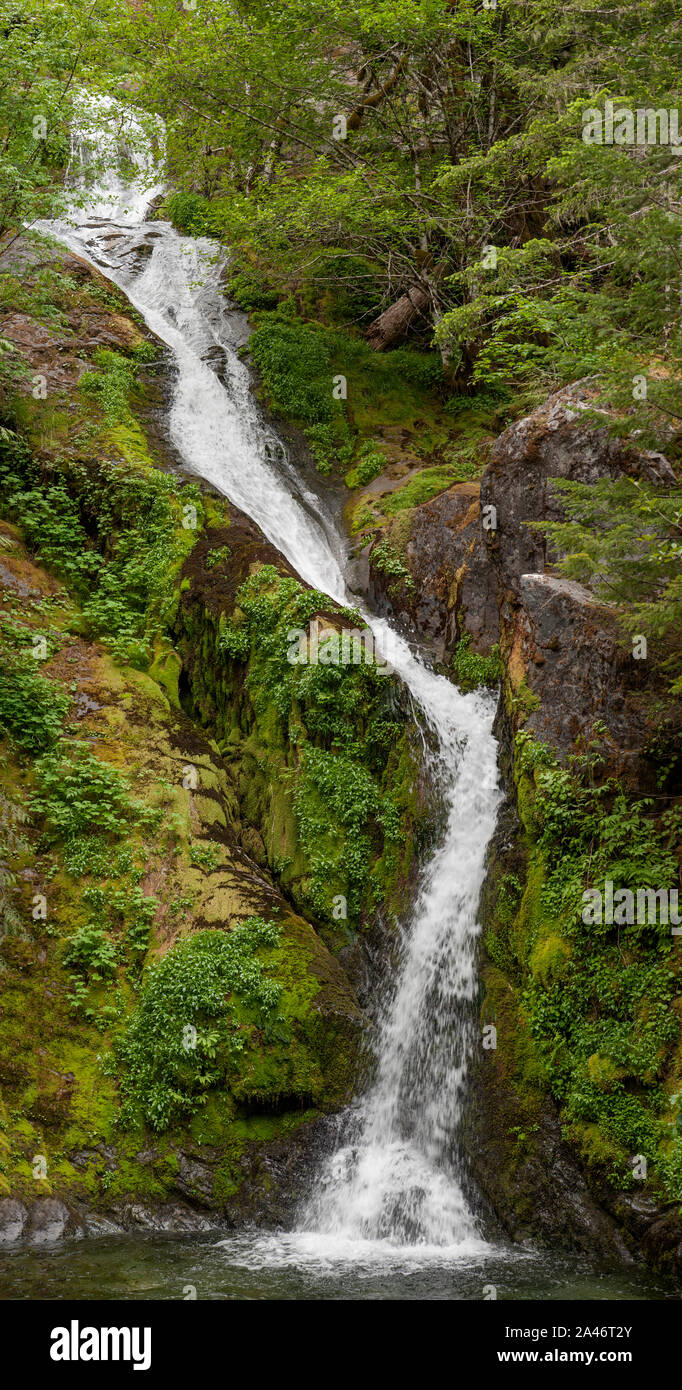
[42,94,502,1263]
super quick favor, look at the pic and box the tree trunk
[365,284,430,351]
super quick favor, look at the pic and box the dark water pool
[0,1231,676,1301]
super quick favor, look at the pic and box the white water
[43,96,502,1266]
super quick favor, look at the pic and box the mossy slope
[0,239,366,1224]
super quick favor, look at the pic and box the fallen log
[365,283,431,351]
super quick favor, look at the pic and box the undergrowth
[116,920,282,1129]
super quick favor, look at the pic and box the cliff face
[0,237,431,1241]
[366,383,682,1276]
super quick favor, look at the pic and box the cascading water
[43,96,502,1267]
[302,676,499,1255]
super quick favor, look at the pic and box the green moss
[148,646,181,707]
[177,560,427,932]
[248,306,451,477]
[0,427,204,671]
[509,678,541,719]
[528,932,572,986]
[379,464,467,514]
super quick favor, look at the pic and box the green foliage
[0,428,203,667]
[29,741,154,845]
[511,731,682,1196]
[248,309,445,474]
[82,883,157,960]
[108,0,681,460]
[116,920,282,1129]
[189,841,220,872]
[534,476,682,692]
[162,190,216,237]
[378,463,470,516]
[249,311,336,425]
[371,539,413,589]
[0,651,68,751]
[217,564,412,923]
[0,0,85,237]
[345,443,387,489]
[248,309,353,472]
[450,635,502,692]
[63,924,118,981]
[78,349,137,424]
[205,545,231,571]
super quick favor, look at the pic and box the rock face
[370,382,682,1277]
[480,382,674,601]
[173,499,431,945]
[371,383,677,779]
[1,232,678,1274]
[405,481,497,652]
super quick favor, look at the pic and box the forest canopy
[1,1,680,420]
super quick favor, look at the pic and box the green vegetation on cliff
[485,730,682,1200]
[537,477,682,696]
[0,253,365,1213]
[176,553,428,937]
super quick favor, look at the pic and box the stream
[2,96,670,1300]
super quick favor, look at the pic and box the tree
[0,0,97,247]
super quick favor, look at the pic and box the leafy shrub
[117,919,282,1129]
[163,190,216,237]
[205,545,231,570]
[371,539,413,589]
[510,731,682,1195]
[29,742,154,844]
[249,313,335,425]
[345,444,387,489]
[2,481,101,591]
[79,349,137,424]
[214,565,413,923]
[450,634,502,692]
[63,924,118,980]
[0,432,203,667]
[0,658,68,751]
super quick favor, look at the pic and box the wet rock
[395,382,682,1273]
[388,380,676,676]
[0,1199,28,1243]
[25,1198,73,1244]
[82,1212,125,1237]
[105,1201,223,1234]
[214,1115,339,1228]
[462,1078,636,1263]
[174,1154,216,1206]
[509,572,653,776]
